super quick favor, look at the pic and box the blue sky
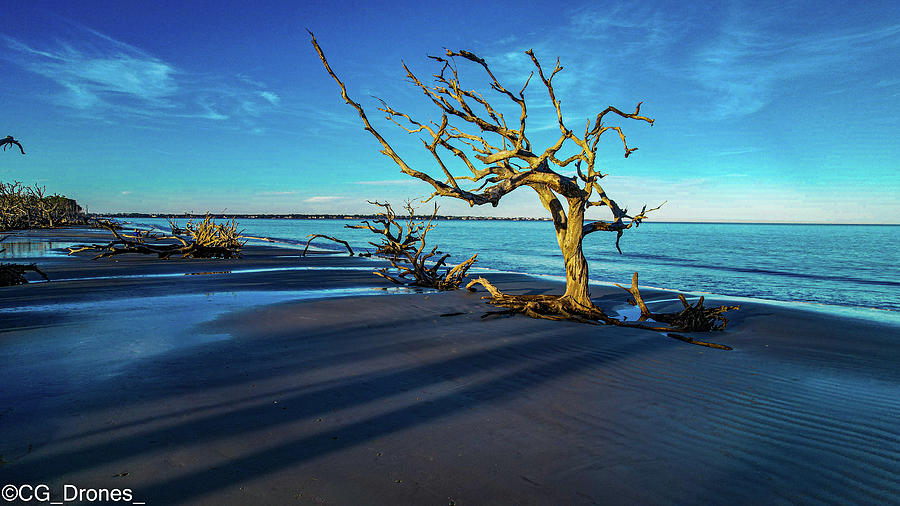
[2,0,898,223]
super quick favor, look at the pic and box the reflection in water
[0,239,73,259]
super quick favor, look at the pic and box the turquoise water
[132,218,899,312]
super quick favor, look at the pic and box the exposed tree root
[466,275,737,350]
[466,277,612,324]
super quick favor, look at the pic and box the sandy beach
[1,229,899,505]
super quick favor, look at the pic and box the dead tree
[311,33,737,333]
[1,136,25,155]
[351,201,477,290]
[1,181,85,229]
[0,181,28,229]
[30,185,60,228]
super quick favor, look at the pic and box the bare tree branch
[302,234,354,256]
[1,136,25,155]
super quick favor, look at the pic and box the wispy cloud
[258,91,280,105]
[471,5,684,130]
[2,19,281,127]
[303,196,340,203]
[257,190,297,196]
[875,78,900,88]
[476,3,900,122]
[3,34,176,110]
[711,148,760,157]
[689,12,900,118]
[566,4,680,62]
[351,179,416,186]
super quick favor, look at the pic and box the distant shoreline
[95,212,551,222]
[93,213,898,226]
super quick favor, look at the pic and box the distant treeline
[99,212,551,222]
[1,181,86,230]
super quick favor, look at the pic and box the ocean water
[131,218,899,313]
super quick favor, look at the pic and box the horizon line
[93,212,900,226]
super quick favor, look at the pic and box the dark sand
[1,229,899,504]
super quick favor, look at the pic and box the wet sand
[1,229,899,504]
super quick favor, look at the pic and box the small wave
[587,252,898,288]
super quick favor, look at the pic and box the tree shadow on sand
[1,292,667,503]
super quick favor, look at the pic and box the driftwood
[346,200,424,255]
[0,262,49,286]
[466,275,737,350]
[166,218,186,235]
[377,249,477,290]
[666,333,733,351]
[354,201,476,290]
[303,201,476,290]
[302,234,354,256]
[88,218,122,230]
[615,272,739,331]
[69,216,244,259]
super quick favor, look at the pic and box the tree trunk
[562,243,591,306]
[560,200,592,308]
[533,187,594,309]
